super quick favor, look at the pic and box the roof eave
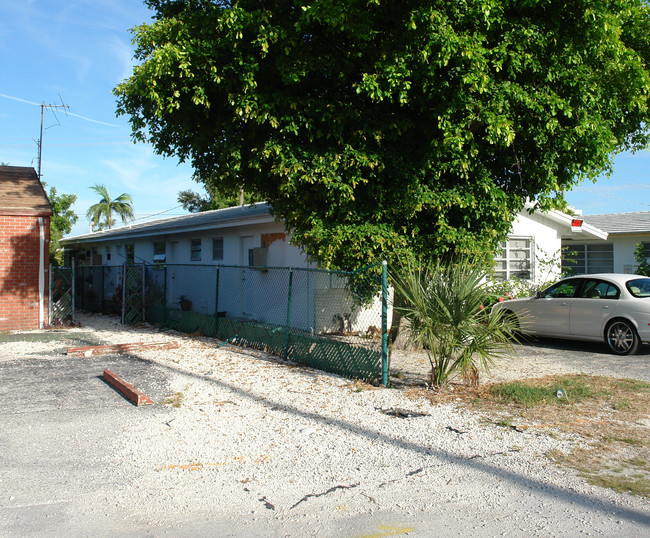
[60,213,276,246]
[545,209,609,240]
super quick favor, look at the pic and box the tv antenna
[36,96,70,179]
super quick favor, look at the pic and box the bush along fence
[55,261,391,386]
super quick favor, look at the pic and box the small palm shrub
[392,258,518,388]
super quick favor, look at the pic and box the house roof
[581,212,650,235]
[61,202,275,245]
[545,209,608,240]
[0,166,52,217]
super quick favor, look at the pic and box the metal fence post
[214,265,220,338]
[71,258,76,322]
[382,260,389,387]
[284,268,294,360]
[48,264,52,325]
[101,266,106,313]
[163,264,168,325]
[121,262,126,324]
[141,262,146,322]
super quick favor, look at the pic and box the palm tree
[392,257,518,388]
[86,184,134,231]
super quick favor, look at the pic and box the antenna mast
[37,98,70,179]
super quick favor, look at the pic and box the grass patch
[490,375,600,406]
[412,374,650,499]
[162,391,184,408]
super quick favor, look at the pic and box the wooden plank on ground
[66,341,179,357]
[102,369,154,406]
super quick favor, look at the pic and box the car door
[569,278,620,338]
[529,278,582,336]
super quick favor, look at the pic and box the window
[494,237,533,281]
[105,246,111,261]
[579,279,620,300]
[541,279,580,298]
[562,244,613,274]
[627,277,650,298]
[153,241,166,263]
[190,239,202,261]
[212,237,224,261]
[125,244,134,264]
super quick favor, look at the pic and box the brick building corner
[0,166,53,330]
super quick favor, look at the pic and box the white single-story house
[60,202,609,282]
[63,203,307,269]
[60,203,384,334]
[563,211,650,274]
[60,201,609,301]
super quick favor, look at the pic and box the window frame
[190,238,202,261]
[212,237,224,261]
[562,243,614,274]
[494,236,534,281]
[153,241,166,263]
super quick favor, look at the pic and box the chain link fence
[49,266,74,325]
[67,262,390,385]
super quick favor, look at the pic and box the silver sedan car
[492,273,650,355]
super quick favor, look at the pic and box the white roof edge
[61,202,274,245]
[520,201,608,240]
[545,209,609,240]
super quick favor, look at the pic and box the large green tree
[46,185,78,266]
[86,184,135,231]
[115,0,650,269]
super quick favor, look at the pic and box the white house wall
[67,219,389,334]
[609,234,647,273]
[508,211,564,285]
[79,221,311,269]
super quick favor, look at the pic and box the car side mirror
[536,291,545,299]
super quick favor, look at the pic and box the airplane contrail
[0,93,122,127]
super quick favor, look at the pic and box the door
[570,278,620,338]
[529,278,581,336]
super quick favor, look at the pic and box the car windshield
[626,278,650,298]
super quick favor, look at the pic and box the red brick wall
[0,215,50,330]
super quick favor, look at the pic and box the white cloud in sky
[107,35,139,84]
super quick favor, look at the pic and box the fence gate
[49,266,74,325]
[122,264,145,324]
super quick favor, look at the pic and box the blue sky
[0,1,198,236]
[0,1,648,238]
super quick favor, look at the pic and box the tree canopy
[45,185,78,266]
[115,0,650,269]
[178,175,262,212]
[86,184,135,231]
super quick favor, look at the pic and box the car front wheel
[606,319,640,355]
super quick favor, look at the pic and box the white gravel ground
[2,313,649,536]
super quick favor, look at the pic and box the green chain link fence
[70,262,390,385]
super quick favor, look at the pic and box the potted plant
[178,295,192,312]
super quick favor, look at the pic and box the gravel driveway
[1,314,648,537]
[390,336,650,388]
